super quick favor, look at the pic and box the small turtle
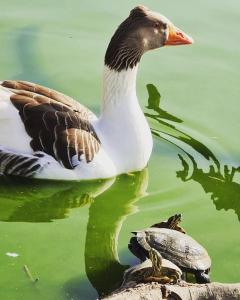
[129,215,211,283]
[151,214,186,234]
[122,234,182,287]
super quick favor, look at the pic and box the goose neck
[101,65,138,114]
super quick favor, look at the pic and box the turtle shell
[137,228,211,272]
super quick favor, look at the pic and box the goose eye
[154,22,160,28]
[162,23,167,30]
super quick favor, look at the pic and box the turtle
[122,233,182,287]
[129,215,211,283]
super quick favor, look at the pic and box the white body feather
[0,85,32,153]
[0,66,153,180]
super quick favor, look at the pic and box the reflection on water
[85,170,148,296]
[145,84,220,168]
[64,170,148,298]
[145,84,240,220]
[0,170,148,298]
[0,84,239,298]
[177,155,240,221]
[60,170,148,299]
[0,177,114,222]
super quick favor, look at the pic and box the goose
[0,5,193,181]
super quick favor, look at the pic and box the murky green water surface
[0,0,239,299]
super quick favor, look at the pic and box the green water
[0,0,239,299]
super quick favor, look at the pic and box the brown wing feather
[1,80,101,169]
[2,80,95,119]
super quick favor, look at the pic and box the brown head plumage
[105,5,193,72]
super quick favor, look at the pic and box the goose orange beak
[165,24,194,46]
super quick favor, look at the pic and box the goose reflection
[145,84,240,220]
[0,176,114,222]
[0,170,148,298]
[64,170,148,298]
[85,170,148,296]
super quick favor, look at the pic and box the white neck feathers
[101,65,138,114]
[96,64,152,174]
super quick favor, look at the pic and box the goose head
[105,5,193,72]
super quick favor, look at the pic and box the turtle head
[168,213,182,226]
[151,213,183,230]
[195,271,211,283]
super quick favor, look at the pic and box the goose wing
[1,80,101,169]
